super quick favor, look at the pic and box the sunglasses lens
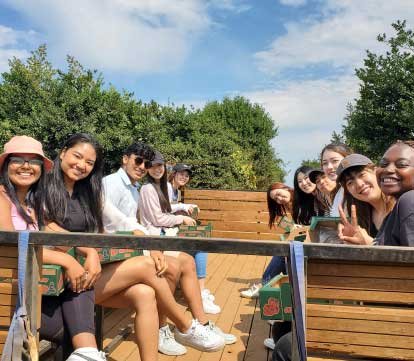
[134,157,151,169]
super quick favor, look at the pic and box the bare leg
[94,256,191,332]
[158,256,181,328]
[176,253,208,324]
[198,278,206,291]
[100,284,158,361]
[72,333,97,349]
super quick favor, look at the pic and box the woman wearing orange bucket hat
[0,135,107,361]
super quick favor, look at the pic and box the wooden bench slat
[0,247,18,259]
[0,269,17,279]
[186,199,268,212]
[212,230,281,241]
[308,329,414,350]
[199,210,268,222]
[185,189,267,201]
[0,294,16,306]
[308,316,414,336]
[307,341,414,360]
[308,262,414,280]
[0,282,17,295]
[308,275,414,293]
[307,304,414,323]
[307,287,414,304]
[0,258,17,269]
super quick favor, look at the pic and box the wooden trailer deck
[103,253,273,361]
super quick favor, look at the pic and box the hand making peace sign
[338,204,374,245]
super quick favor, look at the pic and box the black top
[62,191,87,232]
[375,190,414,247]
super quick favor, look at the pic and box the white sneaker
[206,321,237,345]
[66,347,107,361]
[264,337,275,350]
[201,288,215,301]
[158,325,187,355]
[174,319,225,352]
[240,283,261,299]
[267,319,276,326]
[202,291,221,314]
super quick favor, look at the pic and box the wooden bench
[306,259,414,360]
[184,189,286,240]
[0,230,413,361]
[0,244,41,358]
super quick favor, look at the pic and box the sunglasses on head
[9,156,43,167]
[134,156,152,169]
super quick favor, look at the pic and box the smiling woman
[338,142,414,247]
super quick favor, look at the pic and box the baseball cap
[308,169,325,184]
[173,163,192,175]
[336,154,373,182]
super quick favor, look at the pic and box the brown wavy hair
[267,182,293,229]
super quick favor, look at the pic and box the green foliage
[0,46,285,190]
[342,20,414,160]
[301,159,320,169]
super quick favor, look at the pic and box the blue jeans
[262,256,286,285]
[188,251,207,279]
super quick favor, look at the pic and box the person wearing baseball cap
[336,153,394,245]
[308,168,336,199]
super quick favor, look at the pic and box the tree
[0,46,285,190]
[301,159,320,169]
[342,20,414,160]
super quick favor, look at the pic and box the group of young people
[0,133,236,361]
[240,140,414,361]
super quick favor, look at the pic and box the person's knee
[128,284,157,310]
[179,252,196,273]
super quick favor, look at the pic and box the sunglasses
[9,156,43,167]
[134,156,152,169]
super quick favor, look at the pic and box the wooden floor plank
[106,254,272,361]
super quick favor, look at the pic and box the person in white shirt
[103,144,235,356]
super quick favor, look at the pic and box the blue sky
[1,0,414,185]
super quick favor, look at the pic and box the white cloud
[207,0,251,13]
[4,0,212,74]
[244,75,359,184]
[279,0,307,6]
[0,25,32,72]
[255,0,414,75]
[250,0,414,184]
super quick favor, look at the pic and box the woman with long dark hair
[292,166,329,224]
[0,135,106,361]
[167,163,220,314]
[43,134,226,360]
[336,154,394,244]
[338,142,414,247]
[140,151,236,349]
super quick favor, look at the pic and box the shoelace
[161,327,175,340]
[191,320,213,341]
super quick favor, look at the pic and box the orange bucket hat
[0,135,53,171]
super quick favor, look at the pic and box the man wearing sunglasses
[102,142,155,234]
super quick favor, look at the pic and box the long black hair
[1,156,46,227]
[147,164,172,213]
[42,133,104,232]
[292,166,327,225]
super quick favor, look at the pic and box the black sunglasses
[9,156,43,167]
[134,156,152,169]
